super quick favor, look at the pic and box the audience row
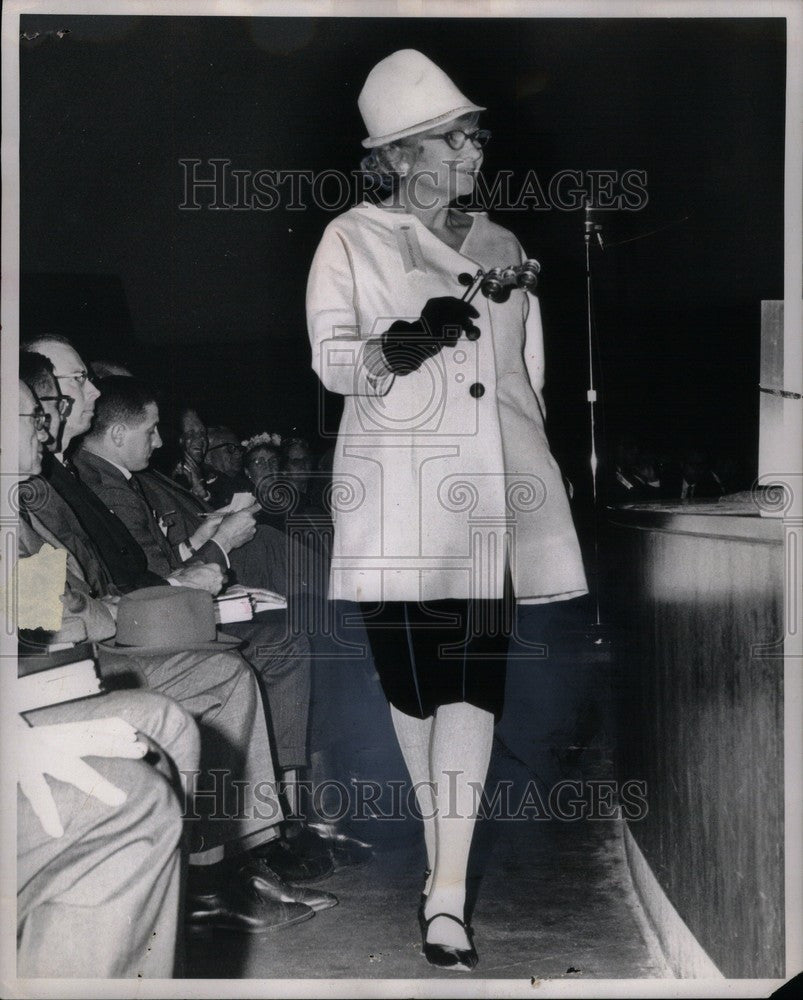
[15,337,371,978]
[608,432,744,504]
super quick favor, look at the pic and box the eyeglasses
[425,128,491,151]
[207,442,244,455]
[19,409,52,432]
[54,369,94,387]
[37,395,74,416]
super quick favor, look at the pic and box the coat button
[465,327,481,341]
[469,382,485,398]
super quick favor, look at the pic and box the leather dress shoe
[307,821,374,870]
[256,834,334,883]
[421,911,479,972]
[239,857,338,911]
[186,875,314,934]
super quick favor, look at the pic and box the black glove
[380,297,480,376]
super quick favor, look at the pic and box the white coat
[306,201,588,605]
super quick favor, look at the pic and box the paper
[213,592,254,624]
[247,587,288,613]
[215,586,287,617]
[6,546,68,632]
[17,660,102,712]
[213,492,255,515]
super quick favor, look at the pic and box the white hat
[358,49,485,149]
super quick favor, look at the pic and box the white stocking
[389,704,436,891]
[424,702,494,950]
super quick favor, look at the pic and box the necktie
[129,473,150,504]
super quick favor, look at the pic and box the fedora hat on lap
[99,587,242,656]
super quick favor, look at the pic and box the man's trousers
[98,646,283,861]
[18,689,195,977]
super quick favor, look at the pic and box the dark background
[19,14,785,494]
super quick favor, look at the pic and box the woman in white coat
[307,50,587,971]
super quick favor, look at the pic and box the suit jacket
[140,468,302,595]
[137,468,210,550]
[27,467,115,597]
[17,509,117,643]
[206,471,252,510]
[41,454,164,594]
[72,449,227,578]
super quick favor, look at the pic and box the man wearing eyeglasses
[36,335,101,438]
[17,381,51,466]
[14,377,201,977]
[203,426,253,508]
[21,337,229,595]
[18,341,338,931]
[19,351,73,454]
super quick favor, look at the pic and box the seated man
[679,447,726,500]
[72,379,319,854]
[90,358,134,379]
[149,417,319,606]
[73,380,258,580]
[15,376,186,977]
[204,425,252,508]
[17,704,186,978]
[172,405,213,501]
[18,352,337,921]
[25,340,364,874]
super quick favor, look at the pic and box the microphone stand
[577,209,691,638]
[583,203,607,636]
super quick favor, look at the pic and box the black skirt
[360,596,513,722]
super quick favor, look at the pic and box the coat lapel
[26,511,87,585]
[74,449,178,574]
[18,506,92,598]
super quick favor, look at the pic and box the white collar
[104,456,132,480]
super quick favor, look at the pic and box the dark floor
[185,600,670,981]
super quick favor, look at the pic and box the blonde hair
[359,139,418,194]
[359,112,480,194]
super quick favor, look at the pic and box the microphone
[584,202,604,250]
[585,201,594,241]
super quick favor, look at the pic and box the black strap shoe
[421,912,479,972]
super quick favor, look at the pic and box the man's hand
[101,595,121,621]
[17,716,148,838]
[187,514,224,551]
[168,562,224,594]
[185,462,209,498]
[211,506,259,553]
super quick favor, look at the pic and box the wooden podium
[759,301,803,514]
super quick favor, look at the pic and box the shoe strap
[424,911,469,932]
